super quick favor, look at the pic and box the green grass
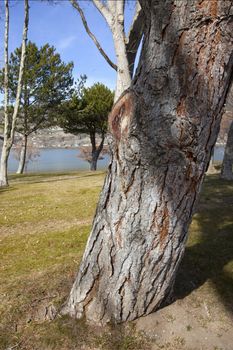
[0,171,233,350]
[0,171,149,350]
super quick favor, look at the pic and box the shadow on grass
[0,185,16,193]
[8,170,106,185]
[174,175,233,314]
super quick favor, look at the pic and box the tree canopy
[60,81,113,170]
[0,41,74,137]
[60,82,113,136]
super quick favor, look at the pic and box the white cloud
[57,35,76,51]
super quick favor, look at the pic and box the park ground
[0,170,233,350]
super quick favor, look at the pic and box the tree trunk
[90,132,105,171]
[16,134,28,174]
[0,142,10,187]
[62,0,233,324]
[90,153,98,171]
[71,0,143,101]
[0,0,10,187]
[0,0,29,187]
[113,29,131,101]
[221,121,233,180]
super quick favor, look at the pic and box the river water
[8,148,110,173]
[5,145,224,174]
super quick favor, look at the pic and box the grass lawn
[0,171,232,350]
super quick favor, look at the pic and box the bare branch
[70,0,117,71]
[125,1,144,77]
[116,0,125,31]
[92,0,113,27]
[116,0,125,20]
[107,0,116,15]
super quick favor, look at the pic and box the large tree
[62,0,233,324]
[2,41,73,174]
[0,0,29,186]
[60,82,113,170]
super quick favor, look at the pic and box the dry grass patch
[0,172,233,350]
[0,171,149,350]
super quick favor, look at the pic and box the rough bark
[0,0,29,187]
[62,0,233,324]
[16,134,28,174]
[221,121,233,180]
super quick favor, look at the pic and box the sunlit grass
[0,171,150,350]
[0,172,233,349]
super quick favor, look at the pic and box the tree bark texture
[63,0,233,324]
[16,134,28,174]
[221,120,233,180]
[0,0,29,187]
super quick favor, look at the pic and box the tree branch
[92,0,113,27]
[70,0,117,71]
[107,0,116,15]
[27,117,47,135]
[125,1,144,77]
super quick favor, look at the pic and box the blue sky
[0,0,137,92]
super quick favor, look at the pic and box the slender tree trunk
[62,0,233,324]
[0,0,29,187]
[0,0,10,187]
[71,0,143,101]
[90,132,105,171]
[0,142,10,186]
[90,154,98,171]
[16,134,28,174]
[111,1,132,101]
[221,121,233,180]
[113,29,131,101]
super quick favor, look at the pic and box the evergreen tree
[60,82,113,170]
[0,41,73,173]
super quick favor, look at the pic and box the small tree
[1,41,74,174]
[60,83,113,171]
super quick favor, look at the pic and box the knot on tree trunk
[109,90,135,141]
